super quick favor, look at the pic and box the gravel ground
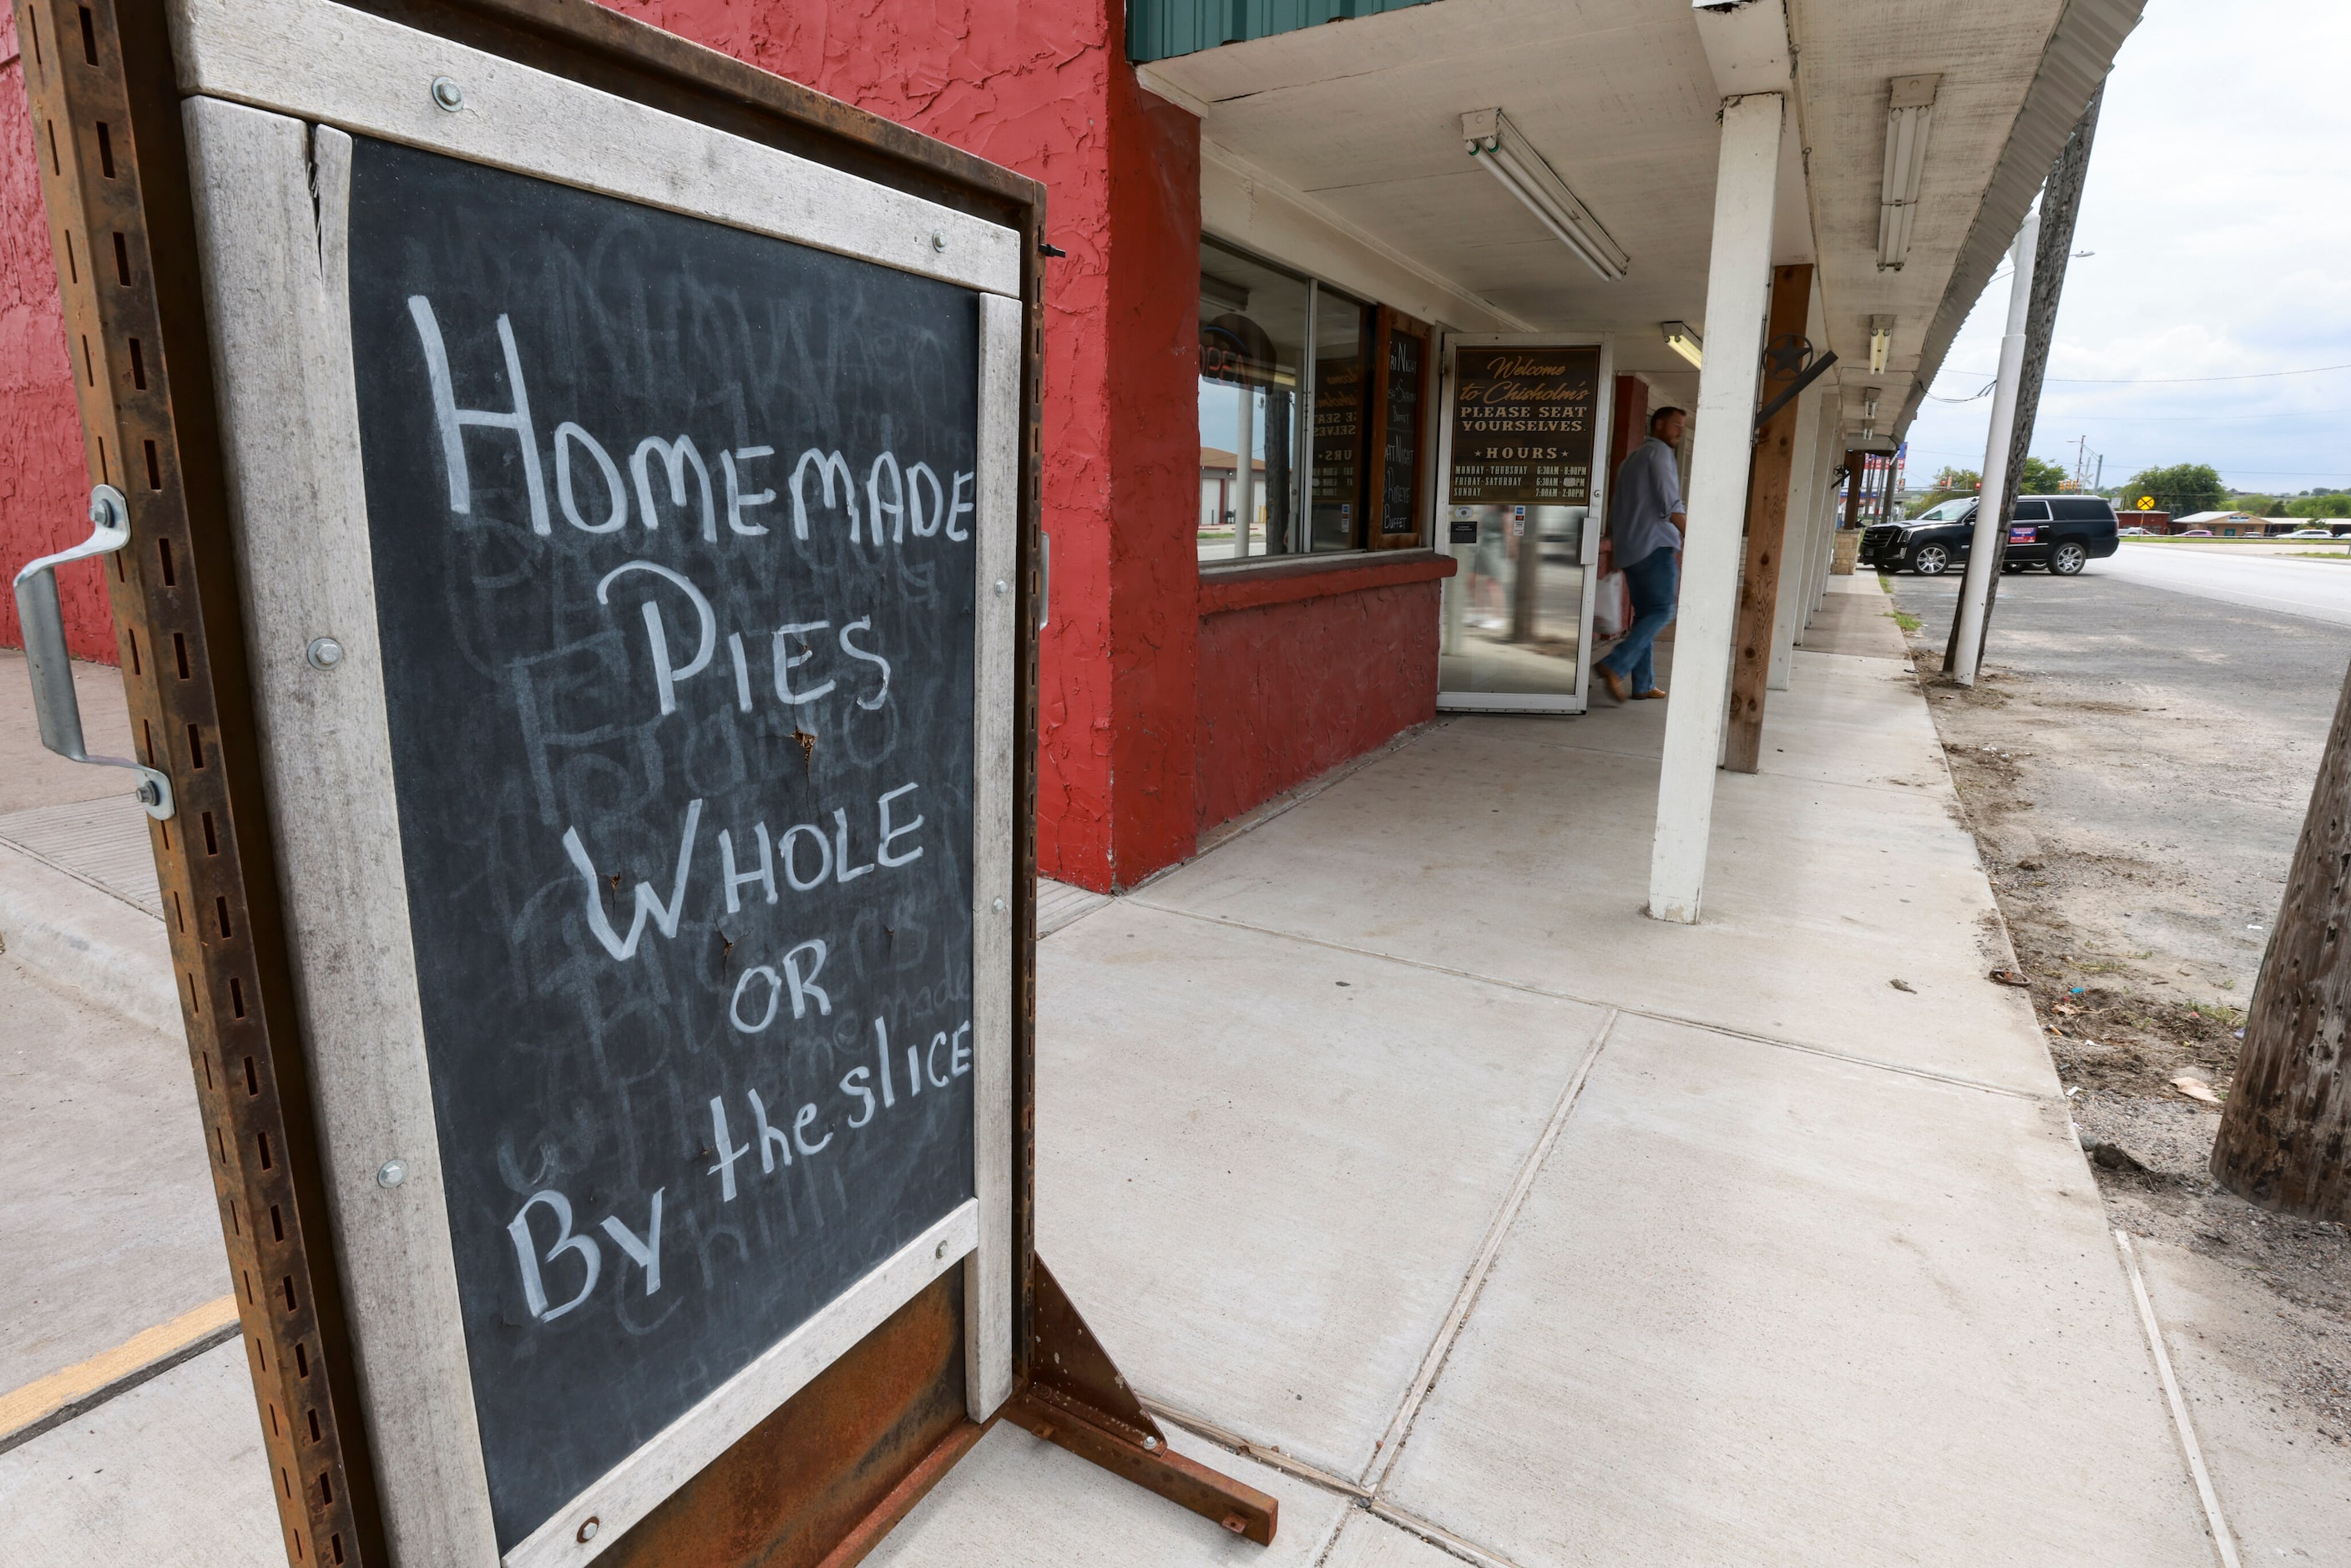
[1885,563,2351,1452]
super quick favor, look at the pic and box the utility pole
[2212,660,2351,1222]
[1945,206,2038,687]
[1944,83,2106,676]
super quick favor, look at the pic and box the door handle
[13,484,174,820]
[1038,531,1050,632]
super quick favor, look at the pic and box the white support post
[1802,413,1840,630]
[1948,209,2040,686]
[1766,381,1825,688]
[1648,92,1783,926]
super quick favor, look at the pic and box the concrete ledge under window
[1197,549,1457,616]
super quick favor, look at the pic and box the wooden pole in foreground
[1722,263,1813,774]
[2210,660,2351,1222]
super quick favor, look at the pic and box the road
[1887,563,2351,991]
[2098,541,2351,627]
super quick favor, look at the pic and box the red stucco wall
[2,7,116,662]
[1194,579,1443,832]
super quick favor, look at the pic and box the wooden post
[1843,452,1865,529]
[1722,263,1812,774]
[2210,661,2351,1222]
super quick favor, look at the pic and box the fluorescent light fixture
[1661,321,1703,368]
[1199,271,1251,313]
[1868,316,1893,374]
[1862,387,1880,421]
[1463,109,1630,282]
[1878,74,1940,271]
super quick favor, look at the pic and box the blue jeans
[1597,545,1678,694]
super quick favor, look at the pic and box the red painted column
[1,6,116,660]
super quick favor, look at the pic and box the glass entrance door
[1434,336,1613,712]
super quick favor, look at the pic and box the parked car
[2182,529,2214,537]
[2284,528,2335,539]
[1862,494,2121,576]
[2118,525,2146,537]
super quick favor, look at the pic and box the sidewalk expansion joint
[1140,1014,1613,1568]
[1363,1500,1533,1568]
[1127,898,2055,1104]
[1365,1009,1617,1493]
[1139,1401,1536,1568]
[2112,1230,2243,1568]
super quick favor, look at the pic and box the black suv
[1861,494,2121,576]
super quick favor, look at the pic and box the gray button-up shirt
[1609,436,1684,566]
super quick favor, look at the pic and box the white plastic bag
[1594,569,1630,638]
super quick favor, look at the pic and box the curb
[0,839,182,1036]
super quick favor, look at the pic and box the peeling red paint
[1195,581,1443,834]
[3,11,117,663]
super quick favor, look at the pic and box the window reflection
[1198,242,1305,563]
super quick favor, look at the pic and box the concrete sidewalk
[879,574,2229,1565]
[2,585,2259,1563]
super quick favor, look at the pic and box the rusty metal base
[1006,1258,1279,1546]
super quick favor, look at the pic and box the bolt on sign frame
[10,0,1275,1562]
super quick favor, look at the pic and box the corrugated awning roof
[1896,0,2151,434]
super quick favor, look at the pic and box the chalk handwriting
[508,1186,665,1320]
[561,797,702,961]
[561,790,925,967]
[407,298,972,553]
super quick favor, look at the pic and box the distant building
[1199,445,1269,536]
[2173,510,2265,538]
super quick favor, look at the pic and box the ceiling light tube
[1878,75,1939,272]
[1868,315,1893,374]
[1463,109,1630,282]
[1485,141,1617,277]
[1661,321,1703,368]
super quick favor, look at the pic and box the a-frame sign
[10,0,1275,1560]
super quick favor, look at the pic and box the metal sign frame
[13,0,1274,1561]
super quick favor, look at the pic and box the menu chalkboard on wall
[346,135,981,1549]
[1379,328,1425,536]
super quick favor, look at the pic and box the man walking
[1595,406,1687,704]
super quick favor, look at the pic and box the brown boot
[1636,687,1668,700]
[1598,665,1628,704]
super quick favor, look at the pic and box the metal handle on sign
[1038,532,1050,632]
[12,485,175,819]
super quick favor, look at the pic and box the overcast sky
[1902,0,2351,498]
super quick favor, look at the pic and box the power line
[1938,360,2351,387]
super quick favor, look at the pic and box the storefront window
[1196,239,1402,566]
[1198,241,1305,563]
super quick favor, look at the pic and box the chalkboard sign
[1378,328,1424,536]
[345,135,981,1549]
[1446,345,1599,507]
